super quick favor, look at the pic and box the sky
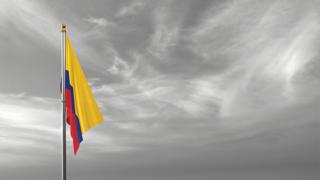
[0,0,319,180]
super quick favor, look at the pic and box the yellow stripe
[66,35,104,133]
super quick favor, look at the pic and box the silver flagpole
[61,24,67,180]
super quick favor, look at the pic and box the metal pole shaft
[61,24,67,180]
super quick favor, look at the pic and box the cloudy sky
[0,0,319,179]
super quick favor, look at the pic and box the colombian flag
[65,35,104,155]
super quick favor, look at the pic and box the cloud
[84,17,113,28]
[0,0,61,47]
[147,6,180,59]
[116,1,145,17]
[0,93,60,166]
[1,0,320,179]
[108,55,131,75]
[0,93,135,166]
[184,0,320,116]
[0,0,112,73]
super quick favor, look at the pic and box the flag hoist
[61,24,104,180]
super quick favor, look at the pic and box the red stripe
[65,88,80,154]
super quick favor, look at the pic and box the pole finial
[61,24,66,32]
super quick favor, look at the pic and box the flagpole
[61,23,67,180]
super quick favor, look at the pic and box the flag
[65,35,104,155]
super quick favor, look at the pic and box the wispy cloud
[0,93,60,165]
[0,0,112,72]
[147,6,180,58]
[84,17,113,28]
[0,0,60,47]
[1,0,319,178]
[116,1,145,17]
[0,92,138,165]
[186,0,320,116]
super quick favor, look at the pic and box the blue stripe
[65,70,83,143]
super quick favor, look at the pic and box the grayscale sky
[0,0,319,180]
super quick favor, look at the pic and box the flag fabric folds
[65,35,104,155]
